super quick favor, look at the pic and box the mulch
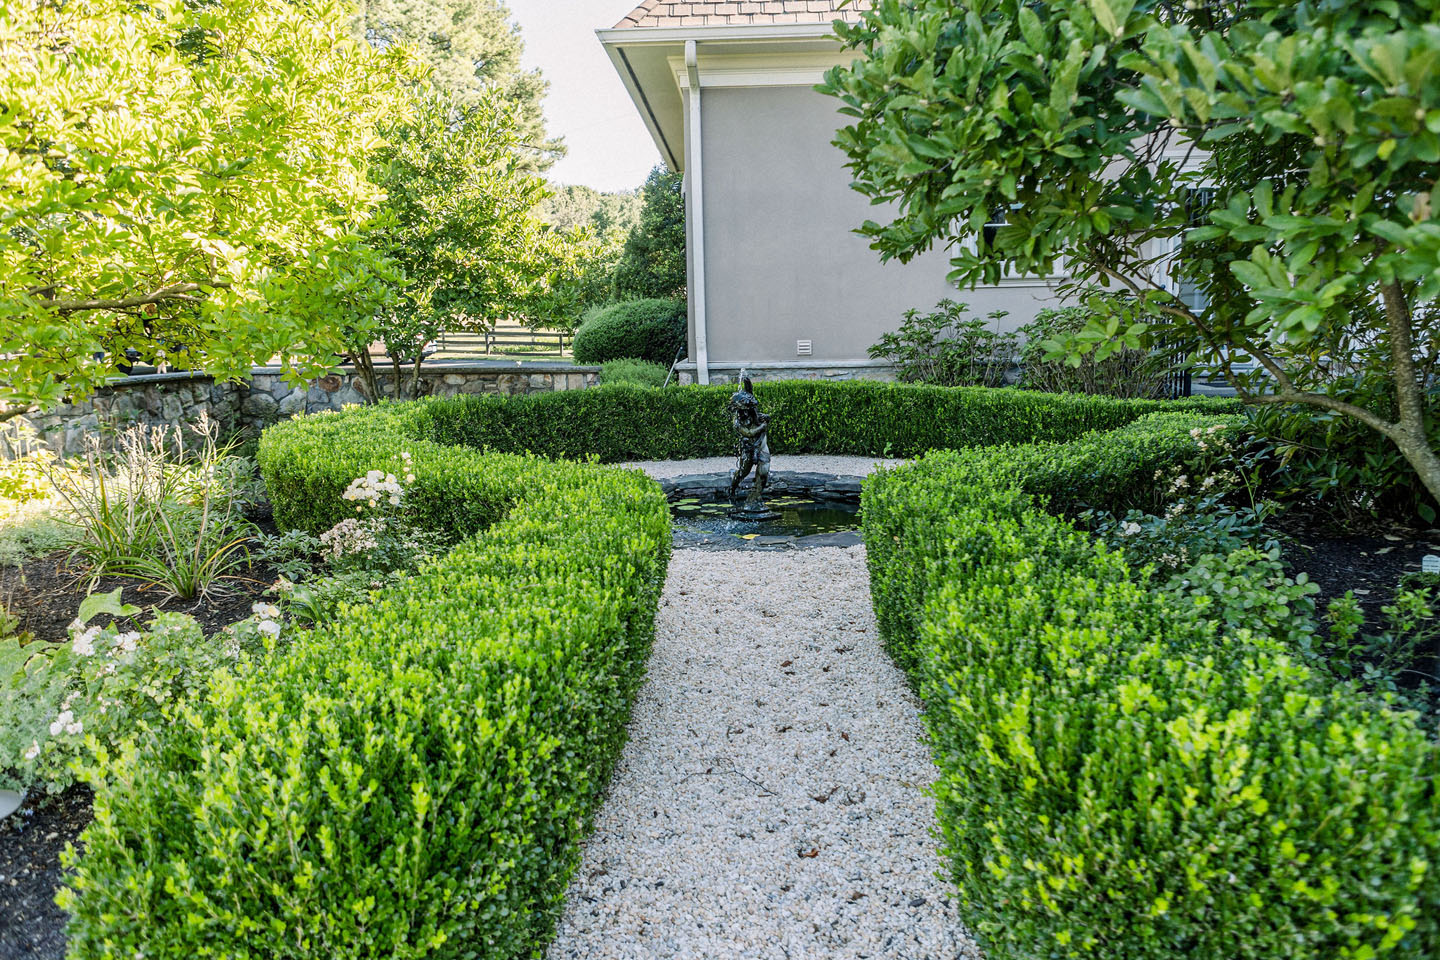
[3,518,282,645]
[0,787,91,960]
[0,529,282,958]
[1276,512,1439,625]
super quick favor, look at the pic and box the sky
[507,0,664,193]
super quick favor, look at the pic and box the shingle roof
[613,0,867,29]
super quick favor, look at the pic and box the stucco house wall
[600,2,1072,383]
[697,83,1063,365]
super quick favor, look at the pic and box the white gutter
[685,39,709,385]
[595,22,843,46]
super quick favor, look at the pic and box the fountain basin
[664,472,863,550]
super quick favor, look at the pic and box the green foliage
[1324,584,1438,720]
[540,185,643,243]
[868,299,1017,387]
[820,0,1440,507]
[64,404,672,958]
[50,419,257,600]
[571,298,687,366]
[0,589,236,794]
[1247,384,1440,526]
[862,416,1440,960]
[358,0,562,169]
[418,380,1237,466]
[1020,304,1175,398]
[352,88,568,399]
[1083,424,1282,572]
[600,358,670,388]
[1,0,412,410]
[610,167,687,302]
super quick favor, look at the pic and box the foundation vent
[796,339,812,357]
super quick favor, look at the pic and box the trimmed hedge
[422,380,1237,462]
[61,403,671,958]
[863,414,1440,960]
[599,357,669,388]
[571,298,686,365]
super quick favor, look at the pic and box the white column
[685,39,710,385]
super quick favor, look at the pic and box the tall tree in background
[611,167,687,301]
[540,185,643,245]
[356,0,562,169]
[350,89,571,399]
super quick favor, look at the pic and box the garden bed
[3,541,279,645]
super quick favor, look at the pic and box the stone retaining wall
[7,361,600,458]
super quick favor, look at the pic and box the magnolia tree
[821,0,1440,505]
[354,89,569,399]
[0,0,416,420]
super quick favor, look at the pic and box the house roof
[613,0,867,29]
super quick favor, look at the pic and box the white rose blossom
[257,619,282,639]
[1120,521,1143,536]
[49,710,75,736]
[24,741,40,761]
[71,624,100,657]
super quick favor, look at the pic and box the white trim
[602,43,680,170]
[668,51,849,89]
[597,23,844,46]
[676,359,893,370]
[686,40,710,386]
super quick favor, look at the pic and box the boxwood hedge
[863,414,1440,960]
[422,380,1236,462]
[61,402,671,959]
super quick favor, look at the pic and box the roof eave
[597,22,847,173]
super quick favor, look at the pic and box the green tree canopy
[539,184,644,247]
[356,0,562,169]
[351,88,571,398]
[611,166,687,302]
[821,0,1440,504]
[0,0,410,419]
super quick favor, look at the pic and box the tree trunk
[347,350,381,404]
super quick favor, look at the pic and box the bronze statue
[727,373,775,517]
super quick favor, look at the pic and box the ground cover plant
[863,414,1440,960]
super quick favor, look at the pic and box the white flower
[251,603,281,619]
[71,626,99,657]
[405,474,415,484]
[389,494,401,506]
[49,710,74,736]
[1120,521,1142,536]
[67,618,85,634]
[24,741,39,761]
[400,451,411,460]
[114,631,141,655]
[257,619,281,639]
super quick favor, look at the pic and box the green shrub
[421,380,1237,464]
[600,357,669,388]
[863,415,1440,960]
[571,298,686,365]
[61,404,672,959]
[1018,304,1175,398]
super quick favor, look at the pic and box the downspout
[685,39,710,385]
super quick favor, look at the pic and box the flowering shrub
[1082,424,1280,572]
[0,589,235,793]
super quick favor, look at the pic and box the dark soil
[1276,513,1438,623]
[0,787,91,960]
[2,519,281,644]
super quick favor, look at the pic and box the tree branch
[1381,281,1424,438]
[34,282,227,314]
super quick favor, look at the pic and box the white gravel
[547,547,978,960]
[623,455,903,480]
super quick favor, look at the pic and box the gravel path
[547,547,977,960]
[624,454,903,480]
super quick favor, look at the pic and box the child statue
[727,373,774,517]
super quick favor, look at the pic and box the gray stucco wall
[696,84,1067,364]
